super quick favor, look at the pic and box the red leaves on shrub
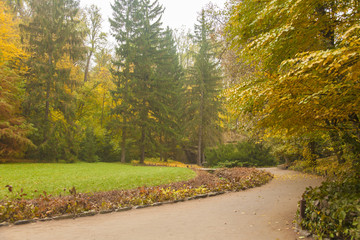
[0,168,273,223]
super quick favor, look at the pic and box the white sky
[80,0,227,34]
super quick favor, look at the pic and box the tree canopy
[225,0,360,164]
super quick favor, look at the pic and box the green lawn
[0,162,196,199]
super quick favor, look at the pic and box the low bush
[293,158,360,239]
[0,168,273,223]
[205,141,277,168]
[300,177,360,239]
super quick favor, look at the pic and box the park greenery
[0,163,196,199]
[0,167,273,223]
[0,0,359,237]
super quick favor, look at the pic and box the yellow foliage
[0,2,26,66]
[132,158,201,169]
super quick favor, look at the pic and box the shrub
[300,177,360,240]
[205,141,277,168]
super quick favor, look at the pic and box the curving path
[0,168,322,240]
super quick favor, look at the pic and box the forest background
[1,0,359,238]
[0,0,359,171]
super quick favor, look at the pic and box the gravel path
[0,168,322,240]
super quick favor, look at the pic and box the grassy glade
[292,158,360,239]
[0,162,196,199]
[205,141,277,168]
[0,167,273,223]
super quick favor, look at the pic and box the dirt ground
[0,168,322,240]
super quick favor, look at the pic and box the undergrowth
[292,158,360,239]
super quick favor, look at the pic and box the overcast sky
[80,0,227,34]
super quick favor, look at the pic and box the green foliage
[110,0,186,163]
[300,178,360,240]
[185,10,223,165]
[205,141,277,168]
[0,167,273,223]
[21,0,86,162]
[79,127,99,163]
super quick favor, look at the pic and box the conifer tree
[187,10,223,166]
[153,27,184,161]
[132,0,165,163]
[110,0,140,163]
[21,0,85,161]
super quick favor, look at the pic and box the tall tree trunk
[316,3,335,49]
[198,126,202,166]
[84,51,93,82]
[121,121,127,163]
[100,92,105,127]
[140,126,145,164]
[44,55,52,141]
[197,91,204,166]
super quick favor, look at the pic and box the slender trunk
[307,141,317,166]
[316,3,335,49]
[140,126,145,164]
[121,122,126,163]
[198,125,203,166]
[100,92,105,127]
[198,91,204,166]
[44,55,52,141]
[84,51,93,82]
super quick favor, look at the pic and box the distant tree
[154,27,184,161]
[187,10,223,166]
[0,1,33,157]
[83,4,107,83]
[110,0,140,163]
[21,0,85,161]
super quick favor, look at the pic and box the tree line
[0,0,223,165]
[2,0,359,170]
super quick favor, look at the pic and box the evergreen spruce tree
[155,27,184,161]
[132,0,165,163]
[21,0,85,161]
[187,10,223,166]
[110,0,140,163]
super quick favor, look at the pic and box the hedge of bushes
[293,159,360,239]
[300,177,359,239]
[205,141,277,168]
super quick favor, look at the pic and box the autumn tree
[0,1,33,157]
[226,0,360,164]
[21,0,85,161]
[83,4,106,83]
